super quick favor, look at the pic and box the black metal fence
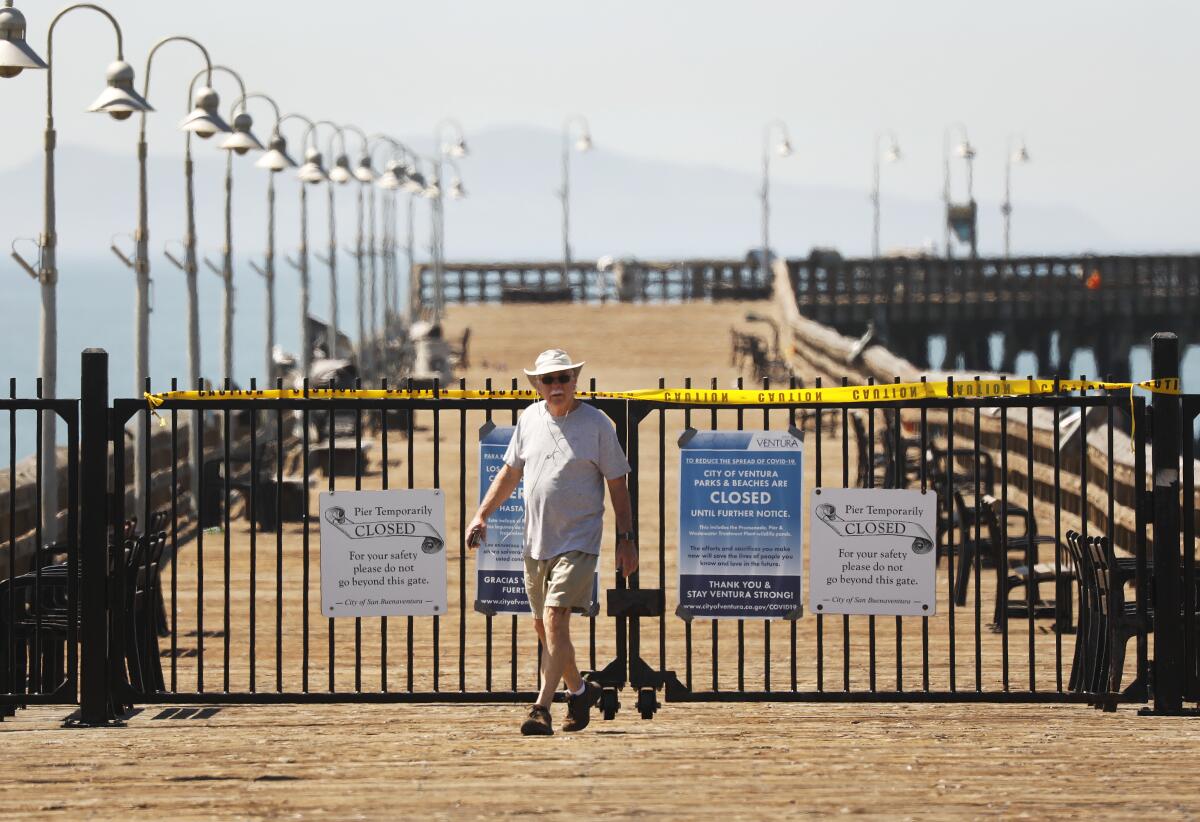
[1,386,79,712]
[3,344,1199,722]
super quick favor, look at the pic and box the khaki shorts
[523,550,598,616]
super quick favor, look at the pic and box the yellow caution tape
[145,377,1179,411]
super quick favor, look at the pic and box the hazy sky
[2,0,1198,249]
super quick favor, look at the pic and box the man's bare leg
[535,607,582,708]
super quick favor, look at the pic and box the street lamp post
[1002,136,1031,260]
[871,131,901,259]
[121,35,221,517]
[341,125,374,373]
[395,157,427,324]
[432,119,468,320]
[291,118,330,375]
[761,120,793,283]
[189,65,260,383]
[315,123,350,360]
[560,115,592,295]
[9,3,152,541]
[245,97,298,383]
[942,123,976,260]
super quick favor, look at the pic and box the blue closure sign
[475,423,530,614]
[678,429,804,620]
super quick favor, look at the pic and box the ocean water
[1,253,349,466]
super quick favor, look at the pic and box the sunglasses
[539,373,575,385]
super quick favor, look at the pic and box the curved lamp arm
[188,63,247,118]
[277,111,317,150]
[139,35,212,138]
[45,3,125,119]
[233,91,283,133]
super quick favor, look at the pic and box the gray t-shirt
[503,400,631,560]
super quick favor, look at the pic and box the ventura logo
[752,435,800,450]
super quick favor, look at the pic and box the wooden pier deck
[1,300,1190,820]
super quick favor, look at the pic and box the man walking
[467,349,637,735]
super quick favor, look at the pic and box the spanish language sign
[319,488,447,617]
[808,488,937,616]
[678,429,804,619]
[473,423,599,615]
[475,424,530,614]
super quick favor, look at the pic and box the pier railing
[414,258,771,305]
[788,253,1200,326]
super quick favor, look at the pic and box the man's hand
[465,515,486,550]
[615,538,638,577]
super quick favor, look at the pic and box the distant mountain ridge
[0,125,1127,268]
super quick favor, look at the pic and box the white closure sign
[808,488,936,616]
[319,489,447,617]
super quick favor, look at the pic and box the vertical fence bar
[658,377,667,676]
[459,378,467,692]
[510,378,518,693]
[302,378,311,692]
[1053,380,1064,691]
[250,379,259,693]
[275,378,284,693]
[1026,385,1037,692]
[169,379,178,692]
[920,375,929,692]
[433,379,441,693]
[815,376,824,692]
[327,383,336,693]
[841,377,850,692]
[483,379,493,692]
[354,380,364,693]
[223,379,232,694]
[762,377,771,692]
[34,379,43,694]
[684,377,693,691]
[865,381,876,692]
[946,377,956,691]
[380,378,390,692]
[5,379,14,702]
[79,351,110,723]
[1150,333,1183,713]
[736,377,745,693]
[407,378,416,693]
[711,377,719,692]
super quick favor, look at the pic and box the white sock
[568,680,587,697]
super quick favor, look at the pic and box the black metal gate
[612,380,1155,708]
[104,370,635,710]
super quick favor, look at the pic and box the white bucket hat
[523,348,585,379]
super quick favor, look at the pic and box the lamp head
[220,112,265,155]
[1013,144,1031,164]
[87,60,154,120]
[575,133,593,153]
[423,178,441,199]
[256,134,297,172]
[446,138,468,158]
[180,86,231,138]
[0,4,47,78]
[328,154,352,184]
[885,144,902,163]
[777,139,793,158]
[297,147,328,184]
[449,177,466,199]
[353,156,375,183]
[376,160,402,190]
[402,170,426,194]
[956,141,975,160]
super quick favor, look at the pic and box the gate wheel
[600,687,620,720]
[636,687,660,720]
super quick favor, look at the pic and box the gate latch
[607,588,664,618]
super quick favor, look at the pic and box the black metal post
[1150,332,1183,714]
[79,349,112,724]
